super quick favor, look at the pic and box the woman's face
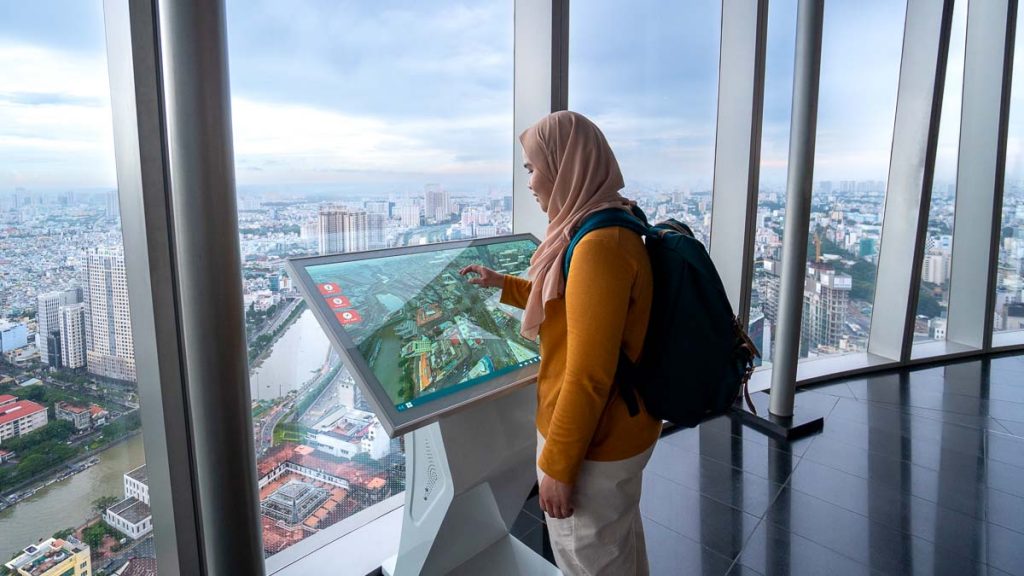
[523,147,553,213]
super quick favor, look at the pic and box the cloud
[0,42,116,189]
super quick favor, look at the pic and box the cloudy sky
[0,1,1018,195]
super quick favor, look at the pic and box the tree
[916,286,942,318]
[92,495,120,515]
[82,522,111,549]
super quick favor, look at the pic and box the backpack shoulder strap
[563,207,650,278]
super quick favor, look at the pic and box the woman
[459,111,662,575]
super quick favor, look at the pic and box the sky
[0,0,1017,195]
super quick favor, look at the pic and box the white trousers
[537,432,656,576]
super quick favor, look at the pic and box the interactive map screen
[288,235,540,435]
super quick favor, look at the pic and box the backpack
[563,206,760,428]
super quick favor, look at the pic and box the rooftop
[56,402,89,414]
[0,394,16,405]
[108,497,152,525]
[127,464,148,485]
[0,400,46,426]
[5,538,87,576]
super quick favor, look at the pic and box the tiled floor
[512,353,1024,575]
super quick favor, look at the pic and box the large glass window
[749,0,905,366]
[568,0,721,248]
[995,2,1024,334]
[224,0,514,565]
[915,0,968,344]
[0,3,157,575]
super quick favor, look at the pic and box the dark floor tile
[986,520,1024,575]
[641,471,760,560]
[993,417,1024,437]
[511,508,541,539]
[643,516,735,576]
[802,381,859,400]
[739,521,877,576]
[988,431,1024,468]
[512,524,555,565]
[647,440,786,518]
[661,423,802,483]
[765,485,997,575]
[987,487,1024,535]
[521,494,544,522]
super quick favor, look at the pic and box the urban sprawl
[2,179,1024,575]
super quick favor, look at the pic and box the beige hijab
[519,111,632,340]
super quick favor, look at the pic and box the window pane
[996,2,1024,334]
[0,3,158,575]
[568,0,721,248]
[749,0,905,365]
[224,0,514,564]
[916,0,968,343]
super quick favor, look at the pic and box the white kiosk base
[382,385,561,576]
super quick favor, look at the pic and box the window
[223,0,514,566]
[568,0,721,248]
[0,2,157,573]
[915,0,968,343]
[749,0,905,365]
[995,2,1024,334]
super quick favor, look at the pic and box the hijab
[519,111,632,340]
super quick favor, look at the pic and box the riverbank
[0,433,147,562]
[0,430,142,507]
[248,299,306,368]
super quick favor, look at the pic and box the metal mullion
[103,0,202,573]
[550,0,569,112]
[513,0,556,239]
[946,0,1018,350]
[709,0,769,325]
[868,0,955,362]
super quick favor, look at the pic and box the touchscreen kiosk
[288,235,559,575]
[286,235,541,437]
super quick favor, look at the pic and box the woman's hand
[459,264,505,289]
[539,475,574,519]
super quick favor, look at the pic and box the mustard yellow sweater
[501,226,662,485]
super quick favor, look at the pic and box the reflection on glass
[996,2,1024,333]
[914,0,968,344]
[224,0,514,560]
[0,2,157,574]
[749,1,905,366]
[569,0,721,249]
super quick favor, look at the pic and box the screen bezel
[285,233,541,437]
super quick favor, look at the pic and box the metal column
[769,0,825,418]
[155,0,265,572]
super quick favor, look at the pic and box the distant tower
[318,206,369,255]
[60,302,87,370]
[424,185,451,224]
[84,247,136,381]
[367,213,387,250]
[36,289,82,366]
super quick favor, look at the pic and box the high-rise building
[318,206,369,255]
[425,185,451,224]
[368,212,387,250]
[36,288,82,366]
[922,252,951,285]
[398,204,422,229]
[84,247,136,382]
[803,266,852,353]
[60,302,87,370]
[364,200,392,218]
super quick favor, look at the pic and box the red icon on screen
[335,310,363,325]
[318,282,341,295]
[327,295,352,310]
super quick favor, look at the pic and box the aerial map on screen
[304,239,540,411]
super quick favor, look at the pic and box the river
[0,433,146,561]
[249,309,332,402]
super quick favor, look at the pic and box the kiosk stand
[382,385,560,575]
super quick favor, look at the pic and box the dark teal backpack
[564,206,759,427]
